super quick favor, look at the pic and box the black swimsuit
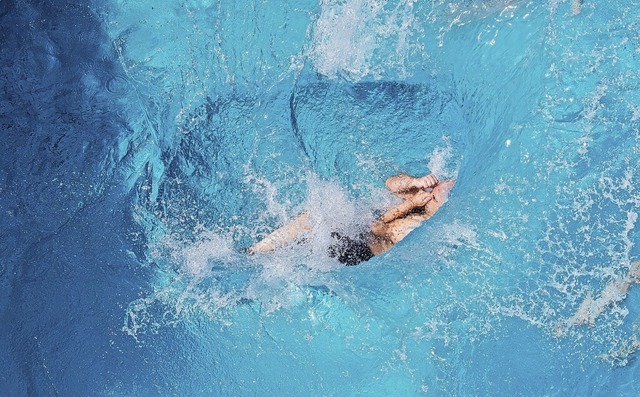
[328,232,374,266]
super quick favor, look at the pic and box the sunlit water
[2,0,640,395]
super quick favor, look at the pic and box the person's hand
[408,190,433,207]
[432,180,455,203]
[420,174,439,189]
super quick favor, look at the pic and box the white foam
[309,0,423,81]
[123,173,379,336]
[426,140,458,180]
[310,0,376,80]
[177,230,234,277]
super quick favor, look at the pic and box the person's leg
[248,212,311,254]
[385,174,438,194]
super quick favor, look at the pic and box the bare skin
[247,212,312,254]
[248,173,455,260]
[369,175,454,255]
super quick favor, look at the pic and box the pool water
[2,0,640,395]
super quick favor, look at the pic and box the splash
[309,0,424,81]
[123,175,378,337]
[426,139,458,180]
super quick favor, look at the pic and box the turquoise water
[2,0,640,395]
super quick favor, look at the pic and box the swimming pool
[1,0,639,395]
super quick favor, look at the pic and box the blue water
[2,0,640,395]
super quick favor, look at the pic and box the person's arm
[378,190,434,224]
[370,180,455,243]
[385,174,439,194]
[370,191,434,243]
[248,212,311,254]
[371,214,429,244]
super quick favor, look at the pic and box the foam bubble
[426,140,458,180]
[309,0,423,81]
[123,173,379,336]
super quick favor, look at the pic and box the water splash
[426,139,458,180]
[309,0,424,81]
[123,175,373,337]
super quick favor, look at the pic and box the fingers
[421,174,439,189]
[433,180,455,204]
[409,190,433,207]
[386,173,441,193]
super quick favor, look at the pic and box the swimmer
[247,174,455,265]
[569,261,640,326]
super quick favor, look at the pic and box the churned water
[2,0,640,395]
